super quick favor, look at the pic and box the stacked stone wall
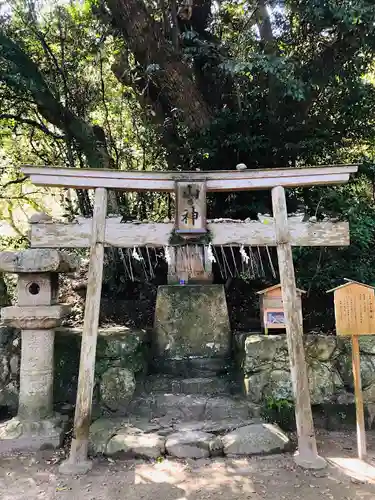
[235,333,375,407]
[0,326,150,415]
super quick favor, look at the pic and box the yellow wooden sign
[327,279,375,460]
[329,282,375,336]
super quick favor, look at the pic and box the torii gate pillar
[272,186,326,469]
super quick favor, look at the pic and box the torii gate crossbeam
[23,164,357,191]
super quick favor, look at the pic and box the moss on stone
[154,285,230,359]
[53,326,149,406]
[168,229,212,246]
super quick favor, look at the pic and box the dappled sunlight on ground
[1,431,375,499]
[327,457,375,484]
[135,458,260,498]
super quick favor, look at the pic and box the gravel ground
[1,430,375,500]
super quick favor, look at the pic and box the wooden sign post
[327,279,375,460]
[173,181,209,283]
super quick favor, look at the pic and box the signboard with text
[175,181,207,234]
[266,311,285,325]
[332,282,375,336]
[327,279,375,460]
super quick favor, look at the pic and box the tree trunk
[256,0,278,112]
[105,0,212,132]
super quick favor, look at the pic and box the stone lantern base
[0,414,67,453]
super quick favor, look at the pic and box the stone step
[149,356,232,378]
[141,375,232,396]
[89,417,291,459]
[127,394,259,422]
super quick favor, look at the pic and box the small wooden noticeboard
[327,279,375,460]
[329,280,375,336]
[257,284,305,335]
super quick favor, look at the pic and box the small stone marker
[327,279,375,460]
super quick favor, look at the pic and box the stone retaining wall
[55,327,150,412]
[235,333,375,406]
[4,327,375,421]
[0,326,150,414]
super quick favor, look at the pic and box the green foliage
[0,160,49,238]
[0,0,167,225]
[0,233,28,304]
[261,397,296,431]
[168,229,212,246]
[1,0,375,322]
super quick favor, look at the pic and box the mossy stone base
[0,414,66,453]
[154,285,230,359]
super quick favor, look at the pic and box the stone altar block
[153,285,231,361]
[0,248,79,453]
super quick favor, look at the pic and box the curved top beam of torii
[21,164,358,191]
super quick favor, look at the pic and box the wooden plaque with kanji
[175,181,207,234]
[331,282,375,336]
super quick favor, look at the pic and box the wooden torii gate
[22,163,358,473]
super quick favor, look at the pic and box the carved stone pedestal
[0,249,78,452]
[154,284,230,360]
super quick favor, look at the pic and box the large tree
[2,1,375,172]
[2,0,375,328]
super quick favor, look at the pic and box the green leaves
[219,54,306,100]
[1,0,375,324]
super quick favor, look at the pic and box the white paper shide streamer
[132,246,143,261]
[207,243,216,263]
[239,244,250,264]
[164,245,172,265]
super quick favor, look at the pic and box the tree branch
[1,176,28,188]
[256,0,274,49]
[0,192,39,199]
[0,113,65,138]
[0,33,114,170]
[298,27,366,117]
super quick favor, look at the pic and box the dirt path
[1,430,375,500]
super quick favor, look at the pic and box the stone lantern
[0,248,79,452]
